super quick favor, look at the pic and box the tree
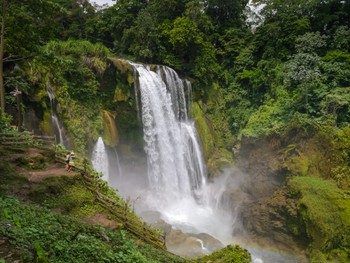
[122,9,160,62]
[253,0,312,61]
[0,0,6,114]
[204,0,249,30]
[0,0,97,117]
[147,0,187,24]
[283,32,327,115]
[86,0,148,54]
[309,0,350,33]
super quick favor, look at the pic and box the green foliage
[320,87,350,124]
[56,98,100,153]
[2,0,69,58]
[218,28,254,71]
[196,244,251,263]
[321,50,350,90]
[160,12,220,84]
[254,11,310,60]
[241,103,284,138]
[29,176,100,218]
[34,243,48,263]
[239,87,295,139]
[4,74,31,94]
[205,0,249,29]
[41,40,109,102]
[309,1,350,35]
[0,159,28,195]
[331,26,350,51]
[122,9,160,61]
[294,32,327,54]
[0,112,12,132]
[282,32,327,115]
[0,196,186,263]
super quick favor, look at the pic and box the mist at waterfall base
[92,150,301,262]
[92,140,238,248]
[90,62,303,262]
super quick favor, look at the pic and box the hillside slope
[0,144,187,262]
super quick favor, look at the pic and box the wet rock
[139,211,224,258]
[166,229,224,258]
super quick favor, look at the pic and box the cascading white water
[46,87,65,146]
[91,137,110,181]
[129,62,233,243]
[131,63,205,202]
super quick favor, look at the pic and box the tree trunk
[0,0,6,115]
[16,92,22,131]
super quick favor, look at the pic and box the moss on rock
[41,111,54,136]
[102,110,119,147]
[109,57,133,74]
[288,176,350,250]
[191,101,215,160]
[191,100,234,176]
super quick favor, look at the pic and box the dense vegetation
[0,0,350,262]
[0,196,180,263]
[0,150,186,263]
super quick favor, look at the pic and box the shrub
[196,244,251,263]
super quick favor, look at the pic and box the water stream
[46,87,66,147]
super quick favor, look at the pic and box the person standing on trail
[65,151,70,171]
[67,152,75,172]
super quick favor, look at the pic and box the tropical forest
[0,0,350,262]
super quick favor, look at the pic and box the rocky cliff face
[232,129,332,261]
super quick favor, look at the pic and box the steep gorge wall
[234,126,347,261]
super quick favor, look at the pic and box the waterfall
[127,62,234,243]
[46,87,65,146]
[91,137,110,181]
[129,62,207,205]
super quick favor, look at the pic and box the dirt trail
[27,163,77,182]
[5,147,78,183]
